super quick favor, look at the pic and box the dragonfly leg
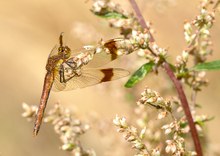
[66,61,78,70]
[61,61,80,83]
[59,64,65,83]
[62,73,76,83]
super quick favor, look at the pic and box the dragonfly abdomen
[34,71,54,136]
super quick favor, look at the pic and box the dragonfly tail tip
[33,126,39,137]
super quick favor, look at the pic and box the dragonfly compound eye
[58,47,64,54]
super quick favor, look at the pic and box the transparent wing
[52,68,129,91]
[48,45,59,57]
[87,38,125,68]
[85,51,118,68]
[67,38,125,68]
[67,46,113,68]
[52,76,66,92]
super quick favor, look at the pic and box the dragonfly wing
[87,38,124,68]
[67,38,126,68]
[48,45,59,57]
[52,68,129,91]
[85,51,118,68]
[52,75,66,92]
[67,46,112,68]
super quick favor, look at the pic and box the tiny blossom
[184,22,192,34]
[181,125,190,134]
[150,42,167,57]
[196,124,203,132]
[175,50,189,69]
[190,151,197,155]
[130,30,150,49]
[21,103,37,120]
[151,148,161,156]
[164,128,172,135]
[137,49,147,57]
[127,135,136,142]
[137,87,168,109]
[133,141,145,150]
[182,50,189,61]
[113,115,121,126]
[165,140,177,153]
[157,111,168,119]
[161,124,170,130]
[92,0,107,13]
[61,143,74,151]
[139,127,147,139]
[177,106,183,113]
[120,117,128,127]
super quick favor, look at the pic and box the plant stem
[128,0,203,155]
[128,0,154,42]
[163,63,202,156]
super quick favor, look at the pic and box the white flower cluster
[92,0,108,13]
[22,103,94,155]
[113,115,150,155]
[183,22,196,44]
[130,30,150,49]
[44,104,91,152]
[193,8,215,29]
[22,103,37,121]
[137,88,168,110]
[175,50,189,68]
[151,43,167,57]
[92,0,130,17]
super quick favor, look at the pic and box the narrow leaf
[125,62,154,88]
[192,60,220,71]
[93,11,128,19]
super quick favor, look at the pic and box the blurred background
[0,0,220,155]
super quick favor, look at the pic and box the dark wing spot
[104,40,118,61]
[100,68,114,82]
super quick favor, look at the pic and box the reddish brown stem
[163,63,202,156]
[128,0,154,42]
[128,0,203,155]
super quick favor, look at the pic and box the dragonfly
[34,33,130,136]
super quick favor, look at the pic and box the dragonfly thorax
[46,56,63,71]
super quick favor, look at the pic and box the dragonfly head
[57,33,71,59]
[58,46,71,59]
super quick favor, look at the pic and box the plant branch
[213,0,220,10]
[128,0,203,155]
[163,63,202,156]
[128,0,154,42]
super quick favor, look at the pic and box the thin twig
[128,0,203,155]
[191,90,198,108]
[213,0,220,10]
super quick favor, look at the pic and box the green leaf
[192,60,220,71]
[195,116,214,127]
[94,11,128,19]
[125,62,154,88]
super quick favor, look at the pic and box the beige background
[0,0,220,155]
